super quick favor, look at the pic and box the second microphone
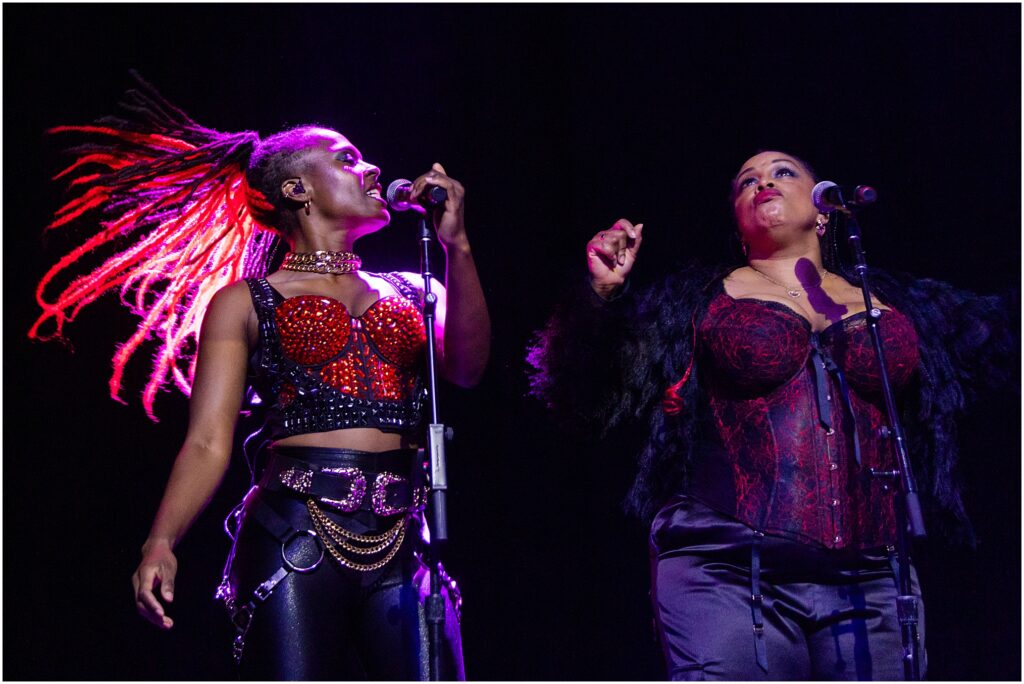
[386,179,448,212]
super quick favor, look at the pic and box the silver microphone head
[386,178,414,211]
[811,180,838,213]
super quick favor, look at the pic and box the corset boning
[687,292,920,550]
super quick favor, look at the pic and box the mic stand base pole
[894,493,922,681]
[426,424,449,681]
[897,595,922,680]
[841,205,925,679]
[418,213,450,681]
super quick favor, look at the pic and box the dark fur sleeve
[622,266,729,521]
[871,269,1020,544]
[525,277,642,438]
[873,270,1019,401]
[526,264,728,522]
[924,280,1019,402]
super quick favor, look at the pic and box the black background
[4,4,1020,680]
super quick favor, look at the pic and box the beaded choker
[280,250,362,275]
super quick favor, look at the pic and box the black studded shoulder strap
[245,278,281,373]
[374,272,422,303]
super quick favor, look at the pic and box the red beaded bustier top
[686,291,920,550]
[246,274,427,439]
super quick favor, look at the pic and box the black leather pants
[224,448,464,680]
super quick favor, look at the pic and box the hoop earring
[741,241,749,257]
[303,200,311,216]
[816,219,827,237]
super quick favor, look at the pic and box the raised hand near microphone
[408,163,467,252]
[404,163,489,388]
[587,218,644,299]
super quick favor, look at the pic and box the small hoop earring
[303,200,311,216]
[741,241,749,257]
[816,220,827,237]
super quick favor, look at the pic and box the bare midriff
[274,427,418,452]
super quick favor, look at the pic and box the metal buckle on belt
[278,467,313,493]
[278,462,422,516]
[278,465,368,512]
[372,471,410,516]
[319,467,367,512]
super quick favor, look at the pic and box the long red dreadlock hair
[29,72,318,420]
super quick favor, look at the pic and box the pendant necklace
[748,264,826,299]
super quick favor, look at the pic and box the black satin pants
[226,449,464,680]
[650,496,926,681]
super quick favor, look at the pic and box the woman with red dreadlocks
[527,150,1016,680]
[31,74,489,679]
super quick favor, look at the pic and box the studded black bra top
[245,273,427,440]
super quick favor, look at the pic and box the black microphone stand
[415,203,452,682]
[836,196,926,680]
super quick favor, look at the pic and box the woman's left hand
[408,163,467,250]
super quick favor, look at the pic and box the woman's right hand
[132,539,177,629]
[586,219,644,299]
[126,282,252,632]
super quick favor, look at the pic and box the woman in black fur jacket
[527,150,1016,680]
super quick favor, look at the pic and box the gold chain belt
[306,499,410,572]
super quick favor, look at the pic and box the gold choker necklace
[748,264,827,299]
[280,250,362,275]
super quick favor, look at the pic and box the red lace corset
[688,292,920,549]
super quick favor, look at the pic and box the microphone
[812,181,878,212]
[386,179,448,212]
